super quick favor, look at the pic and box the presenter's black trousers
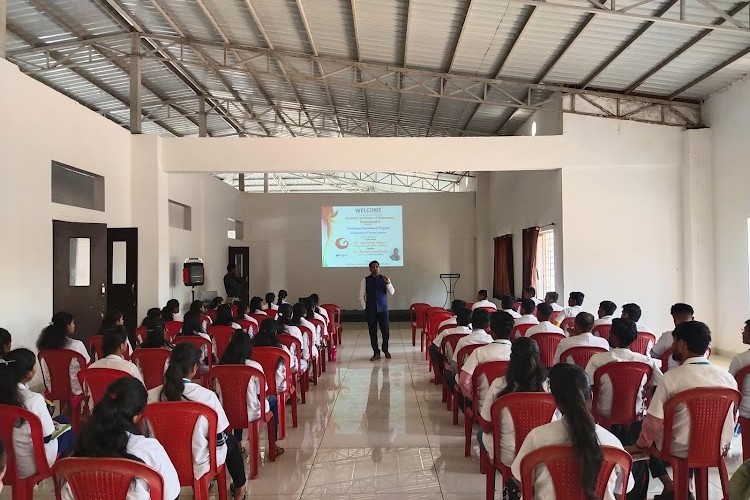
[366,309,390,354]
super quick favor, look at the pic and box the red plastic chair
[208,325,236,361]
[512,323,534,340]
[735,365,750,462]
[519,444,633,499]
[308,317,331,361]
[421,307,447,353]
[88,335,104,362]
[0,404,53,500]
[592,361,653,429]
[321,303,342,345]
[559,316,575,332]
[484,392,557,499]
[437,322,458,336]
[559,346,608,369]
[549,310,561,325]
[208,365,276,480]
[438,333,468,405]
[207,309,218,323]
[425,310,452,361]
[661,347,711,373]
[52,457,163,500]
[230,304,238,317]
[250,313,269,326]
[632,331,656,355]
[453,344,485,425]
[235,319,256,337]
[164,321,183,342]
[78,367,131,414]
[142,402,227,500]
[650,387,740,500]
[465,360,509,457]
[200,313,213,328]
[131,348,171,390]
[278,334,306,404]
[512,302,521,312]
[37,349,87,430]
[528,333,565,369]
[410,303,431,347]
[251,346,296,439]
[298,325,321,383]
[262,309,278,319]
[465,302,475,309]
[173,336,214,385]
[592,324,612,340]
[135,326,148,347]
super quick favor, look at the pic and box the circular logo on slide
[335,238,349,249]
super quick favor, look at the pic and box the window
[168,200,191,230]
[227,218,244,240]
[535,229,555,297]
[51,161,105,211]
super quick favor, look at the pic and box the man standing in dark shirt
[224,264,246,303]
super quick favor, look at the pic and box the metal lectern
[439,273,461,308]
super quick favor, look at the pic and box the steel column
[198,96,207,137]
[129,33,142,135]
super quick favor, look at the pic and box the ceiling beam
[350,0,370,135]
[667,45,750,98]
[397,0,411,137]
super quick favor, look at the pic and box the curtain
[522,226,541,290]
[493,234,514,299]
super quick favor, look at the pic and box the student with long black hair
[161,299,182,322]
[264,293,278,311]
[213,304,243,331]
[177,310,215,374]
[276,290,288,307]
[253,319,289,393]
[235,301,258,333]
[89,327,144,384]
[277,304,307,373]
[511,363,633,499]
[139,317,174,350]
[0,329,11,355]
[0,349,75,479]
[37,312,90,396]
[97,310,134,358]
[68,376,179,500]
[148,343,246,500]
[249,296,265,315]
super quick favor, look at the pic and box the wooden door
[107,228,138,335]
[228,246,250,302]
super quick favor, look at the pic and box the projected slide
[321,206,404,268]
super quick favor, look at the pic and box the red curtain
[493,234,514,299]
[522,226,540,290]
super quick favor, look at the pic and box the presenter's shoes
[384,351,392,359]
[370,353,381,361]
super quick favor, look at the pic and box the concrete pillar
[198,97,208,137]
[0,0,6,60]
[263,173,269,193]
[129,33,142,134]
[475,170,490,294]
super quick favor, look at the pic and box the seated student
[213,304,243,332]
[176,310,216,374]
[305,297,329,332]
[478,337,548,469]
[521,286,543,306]
[208,296,224,314]
[252,319,290,393]
[249,296,266,316]
[650,303,694,370]
[141,308,161,325]
[218,330,283,456]
[500,295,521,319]
[458,311,515,408]
[161,299,182,322]
[525,304,564,337]
[68,377,179,500]
[264,292,278,311]
[543,291,564,312]
[512,363,634,499]
[1,349,75,480]
[277,304,307,373]
[593,300,617,328]
[514,298,539,326]
[555,291,585,325]
[0,328,11,355]
[302,298,326,344]
[729,320,750,423]
[471,290,497,310]
[148,344,247,500]
[445,309,492,391]
[189,300,211,331]
[37,312,90,397]
[89,326,145,385]
[430,308,473,376]
[139,317,174,350]
[276,289,289,307]
[235,301,259,332]
[629,321,736,496]
[97,310,134,358]
[621,303,653,334]
[309,294,330,325]
[553,312,610,365]
[440,300,465,330]
[293,302,320,349]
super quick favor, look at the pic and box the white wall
[703,76,750,354]
[243,192,477,310]
[514,94,563,137]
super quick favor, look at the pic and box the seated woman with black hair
[148,343,247,500]
[234,301,259,333]
[161,299,182,322]
[98,310,134,358]
[264,292,278,311]
[37,312,90,397]
[277,304,307,374]
[139,317,174,350]
[176,310,216,374]
[0,328,11,355]
[249,296,266,316]
[213,304,243,332]
[253,319,290,393]
[68,376,179,500]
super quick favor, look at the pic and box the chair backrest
[592,361,653,427]
[230,304,238,317]
[437,322,458,335]
[321,304,342,325]
[309,317,327,340]
[734,365,750,407]
[455,344,484,373]
[250,313,269,325]
[592,324,612,340]
[529,333,565,369]
[208,365,267,427]
[0,404,51,488]
[52,457,164,500]
[200,314,212,327]
[559,346,608,369]
[38,349,88,401]
[631,331,656,355]
[173,335,214,371]
[479,306,497,314]
[131,348,171,390]
[164,321,183,342]
[519,444,633,499]
[423,307,447,334]
[207,325,235,360]
[549,310,561,325]
[491,392,556,453]
[135,326,148,347]
[142,401,218,485]
[88,335,104,361]
[465,302,474,309]
[235,319,256,336]
[472,361,510,413]
[440,333,467,357]
[512,323,535,340]
[262,309,278,319]
[427,312,453,341]
[251,346,291,395]
[660,347,712,372]
[410,303,431,327]
[78,367,131,407]
[206,309,218,322]
[278,334,302,368]
[559,317,575,332]
[660,387,740,464]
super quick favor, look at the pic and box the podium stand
[439,273,461,308]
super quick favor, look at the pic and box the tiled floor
[8,323,744,499]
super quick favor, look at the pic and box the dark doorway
[107,228,138,336]
[228,246,250,303]
[53,220,107,343]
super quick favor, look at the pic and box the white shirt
[502,308,521,319]
[148,381,230,479]
[585,348,663,418]
[514,314,539,326]
[299,317,320,347]
[460,339,512,410]
[557,304,583,323]
[358,276,395,309]
[14,383,57,479]
[553,332,610,365]
[547,302,564,312]
[530,297,543,305]
[214,360,270,422]
[472,300,497,310]
[650,330,677,369]
[282,325,307,373]
[452,329,493,364]
[89,354,145,385]
[40,338,92,396]
[439,316,458,331]
[635,322,654,334]
[525,321,564,337]
[593,315,614,327]
[511,419,634,499]
[647,357,737,458]
[729,350,750,418]
[432,325,471,349]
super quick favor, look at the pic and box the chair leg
[464,412,473,457]
[14,478,33,500]
[267,418,277,462]
[452,391,460,425]
[321,347,327,372]
[412,325,416,346]
[420,328,424,351]
[277,394,287,440]
[291,390,298,428]
[672,461,689,500]
[486,465,495,500]
[300,371,307,404]
[718,459,730,500]
[194,477,207,500]
[217,464,228,500]
[248,422,260,479]
[480,448,488,474]
[695,467,708,500]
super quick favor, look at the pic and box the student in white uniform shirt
[428,308,472,381]
[439,300,466,331]
[68,377,179,500]
[264,292,279,311]
[148,343,247,499]
[628,321,736,499]
[729,319,750,421]
[37,312,91,397]
[555,291,585,326]
[471,290,497,311]
[97,310,134,358]
[88,327,145,385]
[252,319,292,393]
[621,303,654,334]
[514,298,539,326]
[553,312,610,365]
[212,304,245,333]
[500,295,522,319]
[524,304,565,337]
[593,300,617,329]
[277,304,307,373]
[1,349,75,480]
[445,309,493,393]
[521,286,543,306]
[276,289,290,307]
[543,291,564,312]
[309,293,329,323]
[175,310,216,374]
[294,303,321,349]
[512,363,634,499]
[650,303,694,371]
